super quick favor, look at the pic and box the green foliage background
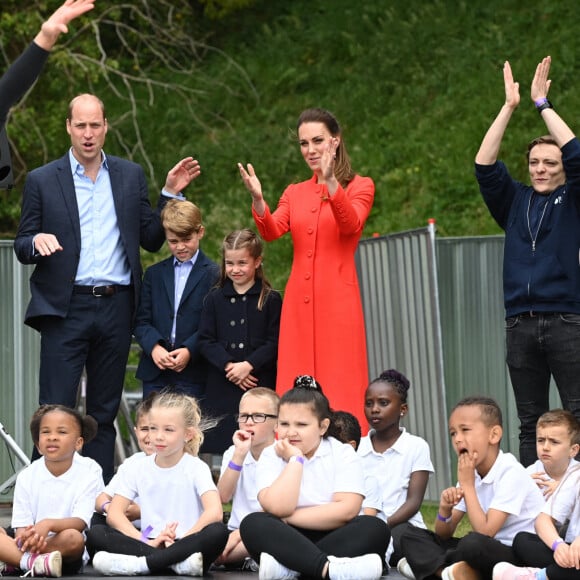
[3,0,580,292]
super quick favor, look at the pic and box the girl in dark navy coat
[198,229,282,453]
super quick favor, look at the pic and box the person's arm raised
[532,56,575,147]
[475,60,520,166]
[33,0,96,52]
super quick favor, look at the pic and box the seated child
[397,396,545,580]
[0,405,103,577]
[91,393,157,528]
[493,464,580,580]
[357,369,434,565]
[329,410,381,517]
[526,409,579,500]
[87,390,228,576]
[214,387,280,571]
[239,375,389,580]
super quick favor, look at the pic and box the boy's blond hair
[161,199,203,236]
[240,387,280,415]
[537,409,580,446]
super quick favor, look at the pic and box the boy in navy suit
[134,199,219,398]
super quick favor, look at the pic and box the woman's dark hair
[30,404,98,445]
[370,369,411,403]
[296,108,355,189]
[280,375,332,435]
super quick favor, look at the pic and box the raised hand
[238,163,266,215]
[503,61,520,110]
[531,56,552,103]
[36,0,96,50]
[164,157,201,195]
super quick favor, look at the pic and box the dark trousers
[86,522,228,574]
[400,528,520,580]
[514,531,579,580]
[142,379,204,400]
[506,312,580,466]
[240,512,390,578]
[36,291,134,483]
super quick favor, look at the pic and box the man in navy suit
[133,199,219,398]
[14,93,200,482]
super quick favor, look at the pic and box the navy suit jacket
[133,250,219,385]
[14,152,167,330]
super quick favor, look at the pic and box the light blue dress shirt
[69,149,131,285]
[171,250,199,345]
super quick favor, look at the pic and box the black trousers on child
[240,512,390,578]
[399,527,520,580]
[86,522,228,575]
[514,531,579,580]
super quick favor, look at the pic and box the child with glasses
[213,387,280,571]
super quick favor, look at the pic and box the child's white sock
[20,553,32,571]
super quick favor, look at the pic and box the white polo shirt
[115,452,217,539]
[12,452,104,529]
[256,437,365,507]
[358,428,433,527]
[220,445,261,530]
[454,450,544,546]
[526,458,579,480]
[542,466,580,543]
[103,451,146,496]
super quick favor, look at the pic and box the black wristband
[536,100,553,114]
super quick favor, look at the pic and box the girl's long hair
[150,389,217,456]
[219,228,273,310]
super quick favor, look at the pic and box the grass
[421,501,472,537]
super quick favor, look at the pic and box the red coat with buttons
[253,174,374,428]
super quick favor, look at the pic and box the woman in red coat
[238,108,374,428]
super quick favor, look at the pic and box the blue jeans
[506,312,580,466]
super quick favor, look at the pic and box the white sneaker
[171,552,203,576]
[258,553,299,580]
[327,553,382,580]
[92,551,142,576]
[441,561,480,580]
[24,552,62,577]
[492,562,541,580]
[397,557,416,580]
